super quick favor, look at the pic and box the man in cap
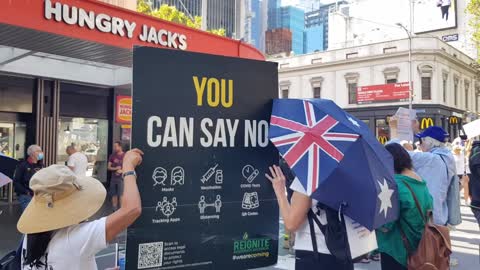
[390,124,457,226]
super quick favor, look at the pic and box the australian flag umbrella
[269,99,398,230]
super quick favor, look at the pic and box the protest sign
[127,47,279,270]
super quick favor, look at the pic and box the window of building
[418,64,433,100]
[345,73,359,105]
[279,81,290,98]
[310,76,323,99]
[454,77,459,106]
[442,73,448,103]
[421,77,431,100]
[348,83,357,104]
[383,67,399,84]
[465,81,470,110]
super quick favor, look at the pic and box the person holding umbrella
[266,165,353,269]
[376,143,433,270]
[14,145,44,211]
[267,99,400,269]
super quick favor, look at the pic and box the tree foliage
[467,0,480,61]
[136,0,225,37]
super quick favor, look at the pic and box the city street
[1,199,479,269]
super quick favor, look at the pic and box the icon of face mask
[152,167,167,186]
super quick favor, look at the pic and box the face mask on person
[37,152,44,161]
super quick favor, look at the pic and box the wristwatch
[122,170,137,179]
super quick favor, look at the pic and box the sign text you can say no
[146,76,269,148]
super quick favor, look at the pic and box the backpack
[307,203,354,265]
[399,181,452,270]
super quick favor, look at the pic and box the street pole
[396,23,413,111]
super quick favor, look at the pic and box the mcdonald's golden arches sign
[420,118,434,130]
[378,136,388,145]
[449,116,458,125]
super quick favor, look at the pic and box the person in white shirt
[66,146,89,177]
[265,165,353,270]
[17,149,143,270]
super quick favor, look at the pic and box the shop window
[0,75,34,113]
[310,76,323,99]
[345,72,359,105]
[57,117,109,183]
[421,77,431,100]
[281,89,289,98]
[376,119,390,145]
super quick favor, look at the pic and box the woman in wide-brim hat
[17,149,143,270]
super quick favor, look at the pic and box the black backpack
[307,202,356,267]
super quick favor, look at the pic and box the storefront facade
[273,37,480,144]
[0,0,263,202]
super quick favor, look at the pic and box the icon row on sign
[201,164,223,184]
[152,166,185,187]
[156,197,178,218]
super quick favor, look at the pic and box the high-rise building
[250,0,266,51]
[266,28,292,55]
[279,6,305,55]
[305,1,346,51]
[267,0,281,30]
[151,0,238,38]
[303,25,324,53]
[98,0,136,10]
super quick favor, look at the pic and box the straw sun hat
[17,165,106,234]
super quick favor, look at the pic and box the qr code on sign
[138,241,164,269]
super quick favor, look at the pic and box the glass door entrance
[0,122,26,203]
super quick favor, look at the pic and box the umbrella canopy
[269,99,398,230]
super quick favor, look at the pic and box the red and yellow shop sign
[116,95,132,124]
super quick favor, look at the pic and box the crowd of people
[266,117,480,270]
[4,116,480,270]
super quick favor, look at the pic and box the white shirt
[454,152,466,175]
[22,218,107,270]
[67,152,89,177]
[289,178,330,254]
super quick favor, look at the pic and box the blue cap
[415,126,449,142]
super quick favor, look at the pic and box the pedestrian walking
[453,144,470,205]
[265,165,353,270]
[390,122,458,226]
[108,141,125,211]
[376,143,433,270]
[13,145,44,211]
[469,141,480,227]
[17,149,143,270]
[66,145,89,177]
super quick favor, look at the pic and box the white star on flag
[377,179,394,218]
[348,117,360,128]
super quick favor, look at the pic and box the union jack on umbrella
[269,99,398,230]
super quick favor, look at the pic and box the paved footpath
[1,202,478,269]
[262,203,480,270]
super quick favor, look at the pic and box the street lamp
[396,23,413,111]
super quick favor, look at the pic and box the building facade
[279,6,305,55]
[303,25,324,53]
[266,28,292,55]
[272,37,480,142]
[267,0,281,30]
[305,1,347,51]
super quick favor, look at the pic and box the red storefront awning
[0,0,264,67]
